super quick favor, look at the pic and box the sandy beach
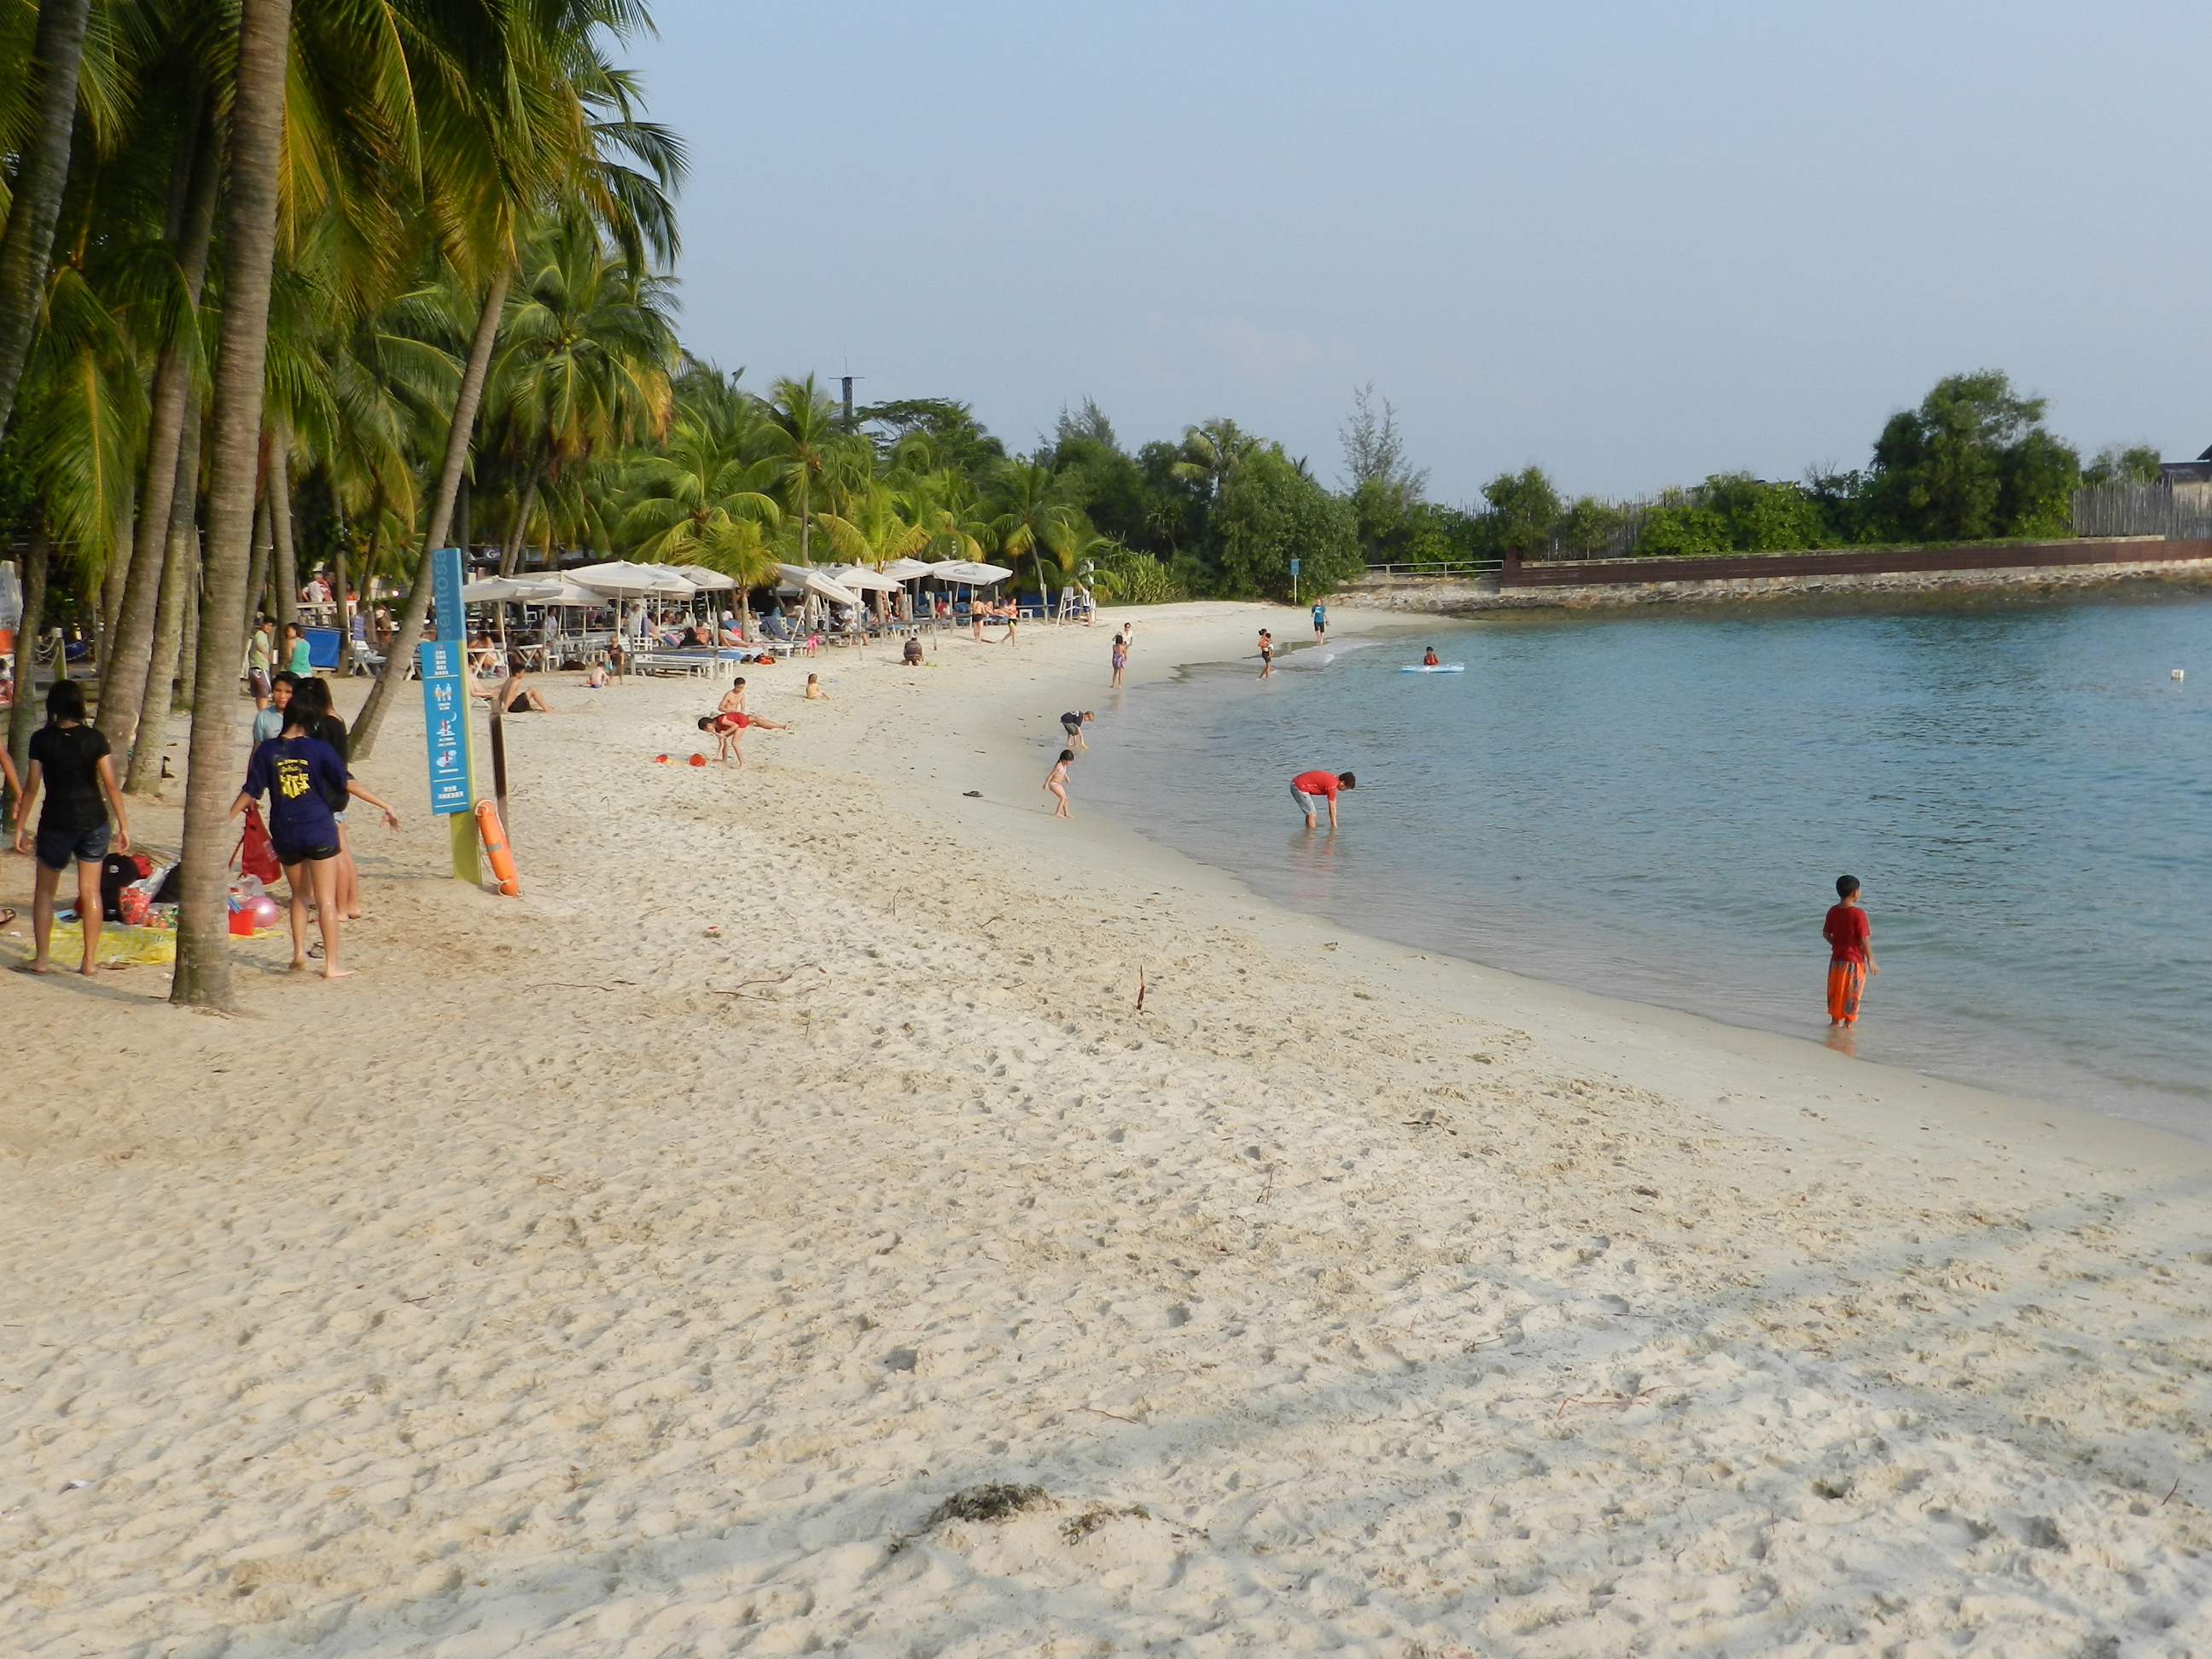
[5,601,2211,1658]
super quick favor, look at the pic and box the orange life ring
[474,800,521,896]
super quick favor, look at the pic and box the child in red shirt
[1822,875,1878,1027]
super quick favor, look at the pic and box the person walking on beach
[246,618,275,710]
[1109,631,1128,689]
[231,701,401,978]
[1060,709,1094,750]
[1044,749,1074,818]
[1258,629,1274,678]
[1289,768,1354,831]
[1823,875,1877,1027]
[11,681,131,975]
[1312,600,1327,643]
[287,677,367,921]
[282,622,312,678]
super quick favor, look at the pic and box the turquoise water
[1079,594,2212,1137]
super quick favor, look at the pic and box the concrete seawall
[1338,539,2212,614]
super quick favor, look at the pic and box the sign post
[421,548,481,884]
[1289,556,1301,606]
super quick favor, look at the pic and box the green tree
[2082,444,2162,486]
[1339,383,1428,562]
[1474,465,1563,556]
[1211,443,1359,599]
[1862,370,2081,543]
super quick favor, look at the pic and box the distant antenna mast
[841,374,856,432]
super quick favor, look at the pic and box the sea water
[1079,594,2212,1137]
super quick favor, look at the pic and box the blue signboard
[1289,558,1301,577]
[430,545,465,643]
[419,637,474,816]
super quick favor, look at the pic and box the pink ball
[247,894,284,931]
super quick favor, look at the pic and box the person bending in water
[1822,875,1877,1027]
[1289,768,1354,830]
[1060,709,1094,749]
[1043,749,1073,818]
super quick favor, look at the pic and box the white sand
[4,602,2211,1657]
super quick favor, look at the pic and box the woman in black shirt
[10,679,131,975]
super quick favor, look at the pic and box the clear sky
[626,1,2212,503]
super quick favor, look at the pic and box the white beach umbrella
[877,557,934,582]
[822,563,902,592]
[924,559,1013,585]
[462,576,562,602]
[775,563,862,606]
[672,563,739,591]
[568,560,696,596]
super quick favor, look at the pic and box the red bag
[234,802,282,885]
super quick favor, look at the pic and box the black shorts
[273,839,341,868]
[34,823,109,870]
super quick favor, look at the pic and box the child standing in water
[1043,749,1073,818]
[1258,629,1274,678]
[1109,632,1127,689]
[1822,875,1877,1027]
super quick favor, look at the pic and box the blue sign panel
[1289,558,1301,577]
[419,637,474,816]
[430,545,465,643]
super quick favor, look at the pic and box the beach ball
[246,894,284,932]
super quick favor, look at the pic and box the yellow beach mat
[44,920,178,967]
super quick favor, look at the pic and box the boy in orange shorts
[1822,875,1878,1027]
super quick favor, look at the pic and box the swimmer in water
[1423,646,1440,667]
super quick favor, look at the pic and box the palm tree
[170,0,293,1010]
[617,381,781,581]
[97,89,223,754]
[351,10,684,761]
[991,461,1081,606]
[484,212,676,573]
[0,0,96,442]
[762,373,867,565]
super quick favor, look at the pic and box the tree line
[1347,370,2163,564]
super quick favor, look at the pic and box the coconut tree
[761,373,869,566]
[0,0,97,444]
[990,461,1081,606]
[169,0,294,1010]
[351,12,685,760]
[483,212,677,574]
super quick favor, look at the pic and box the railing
[1358,559,1505,578]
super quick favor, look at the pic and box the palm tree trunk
[0,0,93,441]
[5,530,49,802]
[240,469,271,637]
[351,266,509,763]
[799,476,811,564]
[498,473,538,576]
[97,101,219,752]
[172,0,293,1011]
[268,430,298,631]
[127,405,208,795]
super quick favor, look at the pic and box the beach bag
[235,802,282,884]
[99,853,138,921]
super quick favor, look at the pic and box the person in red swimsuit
[1822,875,1878,1027]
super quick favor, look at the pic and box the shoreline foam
[4,602,2210,1656]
